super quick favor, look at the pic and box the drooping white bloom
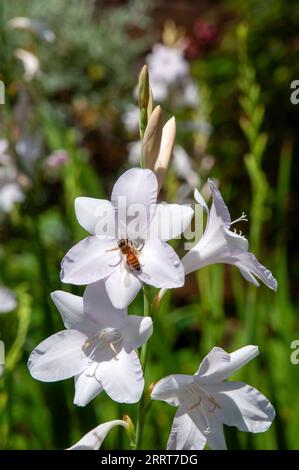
[151,345,275,450]
[0,287,17,313]
[14,49,41,81]
[28,282,153,406]
[67,419,127,450]
[8,17,55,43]
[61,168,193,308]
[182,180,277,290]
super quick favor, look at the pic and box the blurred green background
[0,0,298,450]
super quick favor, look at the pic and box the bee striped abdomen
[126,252,141,271]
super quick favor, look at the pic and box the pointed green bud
[138,65,150,110]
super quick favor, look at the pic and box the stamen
[188,398,202,410]
[231,212,248,226]
[206,396,221,413]
[83,328,122,365]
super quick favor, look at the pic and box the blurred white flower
[151,345,275,450]
[28,282,153,406]
[67,419,127,450]
[0,183,24,213]
[147,44,189,88]
[16,134,42,171]
[0,139,24,213]
[127,141,141,166]
[145,44,199,108]
[182,180,278,290]
[8,17,55,43]
[14,49,41,82]
[173,146,199,187]
[61,168,191,308]
[122,105,140,133]
[0,287,17,313]
[181,80,200,108]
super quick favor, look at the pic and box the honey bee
[107,239,142,272]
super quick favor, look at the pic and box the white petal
[68,420,127,450]
[195,346,259,384]
[149,203,194,241]
[205,381,275,433]
[111,168,157,239]
[51,291,96,335]
[201,409,227,450]
[122,315,153,350]
[167,407,207,450]
[208,179,231,227]
[75,197,115,236]
[73,365,103,407]
[235,251,278,291]
[60,236,120,285]
[83,280,127,329]
[28,330,88,382]
[151,374,194,407]
[194,188,209,213]
[0,287,17,313]
[104,266,142,309]
[182,225,248,275]
[139,239,184,288]
[95,349,144,403]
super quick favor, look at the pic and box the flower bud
[142,105,163,171]
[138,65,150,110]
[154,116,176,191]
[123,414,135,446]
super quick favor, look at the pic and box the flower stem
[134,285,151,449]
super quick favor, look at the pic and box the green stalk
[134,285,151,450]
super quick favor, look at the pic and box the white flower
[122,105,140,133]
[146,44,190,102]
[0,142,25,213]
[14,49,40,82]
[28,282,153,406]
[173,146,199,187]
[151,345,275,450]
[127,141,141,166]
[16,134,42,171]
[0,287,17,313]
[147,44,189,87]
[61,168,193,308]
[182,180,277,290]
[0,183,24,213]
[181,80,200,109]
[67,419,127,450]
[8,17,55,43]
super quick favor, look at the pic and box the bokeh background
[0,0,298,450]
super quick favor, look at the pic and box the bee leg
[105,247,119,252]
[109,258,122,268]
[135,241,144,252]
